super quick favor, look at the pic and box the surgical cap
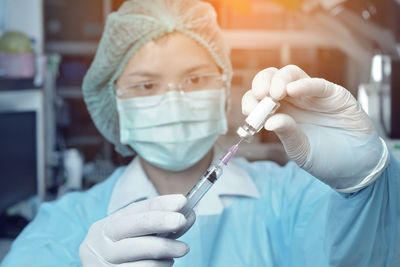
[82,0,233,156]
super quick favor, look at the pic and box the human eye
[127,81,159,91]
[186,74,210,88]
[140,82,158,90]
[188,76,202,84]
[186,73,222,90]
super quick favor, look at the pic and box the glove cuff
[336,137,389,193]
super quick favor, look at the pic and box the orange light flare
[216,0,303,14]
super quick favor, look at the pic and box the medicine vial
[236,96,280,140]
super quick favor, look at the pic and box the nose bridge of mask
[168,92,185,121]
[117,90,226,129]
[127,117,227,142]
[132,133,220,171]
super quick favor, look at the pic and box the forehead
[121,32,219,77]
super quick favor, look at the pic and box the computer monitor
[0,89,45,214]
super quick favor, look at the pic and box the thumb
[163,210,196,239]
[265,113,310,167]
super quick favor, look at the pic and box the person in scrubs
[2,0,399,266]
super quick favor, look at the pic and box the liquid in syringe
[160,96,280,238]
[181,96,280,218]
[157,144,240,238]
[179,142,240,218]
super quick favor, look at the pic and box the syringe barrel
[237,97,280,140]
[180,179,212,217]
[180,164,223,218]
[157,164,223,238]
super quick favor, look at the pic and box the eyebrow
[125,63,218,78]
[182,63,218,74]
[125,71,161,78]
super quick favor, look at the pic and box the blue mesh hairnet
[82,0,233,156]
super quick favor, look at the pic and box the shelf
[0,78,39,90]
[46,41,98,55]
[58,87,83,99]
[65,136,103,147]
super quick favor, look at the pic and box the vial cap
[237,127,250,139]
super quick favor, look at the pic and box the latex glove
[79,194,195,267]
[242,65,389,193]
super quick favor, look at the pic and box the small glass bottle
[237,96,280,141]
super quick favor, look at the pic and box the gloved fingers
[241,90,259,115]
[105,211,187,241]
[286,77,337,98]
[104,236,189,264]
[79,241,107,267]
[251,67,278,99]
[112,194,187,218]
[284,78,373,129]
[265,113,310,167]
[164,209,196,239]
[269,65,310,100]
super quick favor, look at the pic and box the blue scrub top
[2,157,400,266]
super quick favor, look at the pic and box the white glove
[79,194,195,267]
[242,65,389,193]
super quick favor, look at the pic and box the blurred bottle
[63,149,84,191]
[0,31,35,78]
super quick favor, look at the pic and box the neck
[139,149,214,195]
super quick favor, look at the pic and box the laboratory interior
[0,0,399,262]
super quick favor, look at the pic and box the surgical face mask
[116,89,227,171]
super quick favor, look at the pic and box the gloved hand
[79,194,195,267]
[242,65,389,193]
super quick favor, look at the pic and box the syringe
[159,96,279,238]
[179,142,240,218]
[157,143,240,238]
[180,96,280,218]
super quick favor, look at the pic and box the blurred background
[0,0,399,259]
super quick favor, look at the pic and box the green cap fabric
[82,0,233,156]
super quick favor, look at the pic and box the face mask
[116,89,227,171]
